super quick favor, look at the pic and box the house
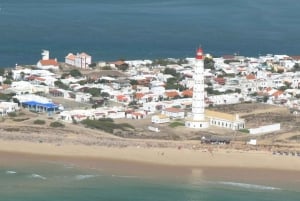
[107,110,126,119]
[59,110,93,122]
[142,102,161,113]
[151,114,170,124]
[27,75,57,87]
[65,53,76,66]
[65,52,92,69]
[10,81,34,94]
[0,102,20,116]
[75,92,92,103]
[162,107,185,119]
[36,50,59,70]
[126,111,146,119]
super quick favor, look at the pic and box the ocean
[1,0,300,67]
[0,153,299,201]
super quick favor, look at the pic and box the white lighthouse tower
[185,47,209,129]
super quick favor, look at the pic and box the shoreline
[1,139,300,170]
[1,139,300,190]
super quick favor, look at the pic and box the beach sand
[1,139,300,169]
[1,139,300,190]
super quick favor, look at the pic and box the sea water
[1,0,300,67]
[0,159,299,201]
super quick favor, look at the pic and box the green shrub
[50,121,65,128]
[169,121,185,128]
[81,118,134,133]
[33,119,46,125]
[288,135,300,141]
[7,112,17,117]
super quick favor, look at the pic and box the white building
[206,110,245,130]
[36,50,59,70]
[0,102,20,116]
[65,52,92,69]
[162,107,185,119]
[151,114,170,124]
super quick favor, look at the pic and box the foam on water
[111,174,143,179]
[29,174,47,180]
[75,174,99,180]
[5,170,17,174]
[217,181,281,191]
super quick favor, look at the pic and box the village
[1,49,300,152]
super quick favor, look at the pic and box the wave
[111,174,143,179]
[29,174,47,180]
[6,170,17,174]
[64,164,75,169]
[217,181,281,191]
[75,174,98,180]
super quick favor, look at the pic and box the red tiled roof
[132,112,143,116]
[116,95,128,101]
[135,93,145,99]
[246,74,256,80]
[165,91,179,98]
[27,75,37,80]
[164,107,183,113]
[73,114,86,118]
[272,90,283,97]
[39,59,58,66]
[214,77,226,85]
[35,77,46,81]
[222,55,235,60]
[181,89,193,97]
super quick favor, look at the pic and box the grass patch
[4,128,20,132]
[50,121,65,128]
[81,118,134,133]
[13,118,30,122]
[239,129,250,133]
[169,121,185,128]
[33,119,46,125]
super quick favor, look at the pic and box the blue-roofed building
[22,101,59,115]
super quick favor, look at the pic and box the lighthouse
[185,48,209,129]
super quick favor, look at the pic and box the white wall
[249,123,280,134]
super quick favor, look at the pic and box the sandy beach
[1,139,300,187]
[1,139,300,170]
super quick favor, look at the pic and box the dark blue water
[0,0,300,67]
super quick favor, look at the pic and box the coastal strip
[0,139,300,171]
